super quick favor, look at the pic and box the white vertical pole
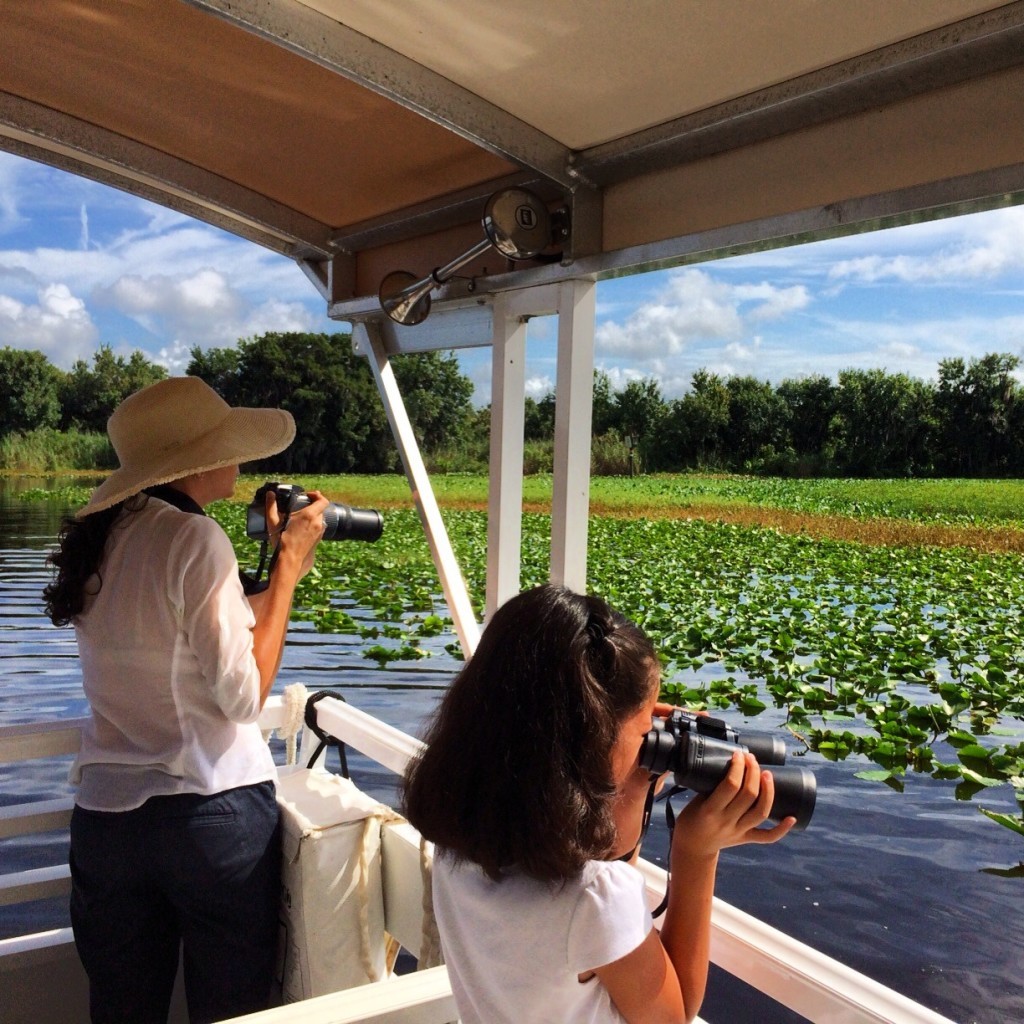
[486,294,527,620]
[353,323,481,657]
[550,279,596,592]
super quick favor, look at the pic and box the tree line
[570,353,1023,478]
[2,334,1022,477]
[0,333,475,474]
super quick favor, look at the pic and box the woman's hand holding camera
[264,488,328,580]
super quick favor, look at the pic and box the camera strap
[251,507,295,586]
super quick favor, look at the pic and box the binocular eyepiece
[638,710,816,830]
[246,482,383,544]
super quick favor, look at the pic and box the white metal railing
[0,695,959,1024]
[302,697,958,1024]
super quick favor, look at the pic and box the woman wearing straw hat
[44,376,328,1024]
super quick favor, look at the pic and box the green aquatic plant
[22,480,1024,838]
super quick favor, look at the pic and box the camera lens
[322,503,383,542]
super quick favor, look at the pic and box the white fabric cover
[276,768,393,1002]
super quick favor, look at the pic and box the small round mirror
[482,188,552,260]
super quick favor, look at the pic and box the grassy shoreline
[233,473,1024,553]
[14,470,1024,551]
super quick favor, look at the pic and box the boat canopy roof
[4,0,1024,351]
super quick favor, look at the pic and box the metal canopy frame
[5,0,1024,643]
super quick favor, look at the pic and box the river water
[1,476,1021,1023]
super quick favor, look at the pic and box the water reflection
[1,478,1022,1023]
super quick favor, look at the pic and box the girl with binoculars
[403,583,795,1024]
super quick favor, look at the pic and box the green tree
[591,370,618,437]
[934,353,1020,475]
[663,369,730,469]
[394,350,475,451]
[60,346,166,432]
[723,375,790,469]
[523,395,554,441]
[614,378,666,472]
[188,345,241,404]
[0,348,64,434]
[777,374,835,472]
[825,368,935,476]
[188,332,475,473]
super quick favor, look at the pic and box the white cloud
[723,336,763,362]
[0,283,99,364]
[78,204,89,251]
[595,268,809,359]
[0,176,329,370]
[240,298,316,339]
[0,153,27,235]
[524,374,553,400]
[599,364,648,391]
[96,270,318,356]
[97,269,243,334]
[828,206,1024,284]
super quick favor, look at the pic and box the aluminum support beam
[550,279,596,592]
[353,324,480,657]
[330,160,1024,343]
[0,92,333,259]
[578,1,1024,188]
[485,294,527,620]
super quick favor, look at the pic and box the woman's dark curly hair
[401,583,657,882]
[43,497,143,626]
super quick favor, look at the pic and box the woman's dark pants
[69,782,281,1024]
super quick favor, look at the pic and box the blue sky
[3,150,1024,407]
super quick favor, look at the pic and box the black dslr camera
[638,709,816,829]
[246,482,383,544]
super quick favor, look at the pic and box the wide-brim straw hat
[77,376,295,517]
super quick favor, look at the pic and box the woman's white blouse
[71,497,275,811]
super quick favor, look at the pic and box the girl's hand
[671,751,795,863]
[653,702,708,720]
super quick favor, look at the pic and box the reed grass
[0,429,114,473]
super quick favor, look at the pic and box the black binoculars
[638,709,816,830]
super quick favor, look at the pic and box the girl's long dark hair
[43,499,140,626]
[401,583,657,882]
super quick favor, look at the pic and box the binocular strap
[617,773,662,865]
[650,783,688,919]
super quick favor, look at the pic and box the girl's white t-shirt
[431,851,653,1024]
[71,497,274,810]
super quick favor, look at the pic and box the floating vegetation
[16,485,93,505]
[23,477,1024,836]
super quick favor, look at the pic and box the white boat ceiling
[3,0,1024,352]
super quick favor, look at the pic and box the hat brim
[77,406,295,517]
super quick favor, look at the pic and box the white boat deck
[1,694,959,1024]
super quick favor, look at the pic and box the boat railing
[0,695,957,1024]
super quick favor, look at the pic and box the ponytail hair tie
[585,617,608,645]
